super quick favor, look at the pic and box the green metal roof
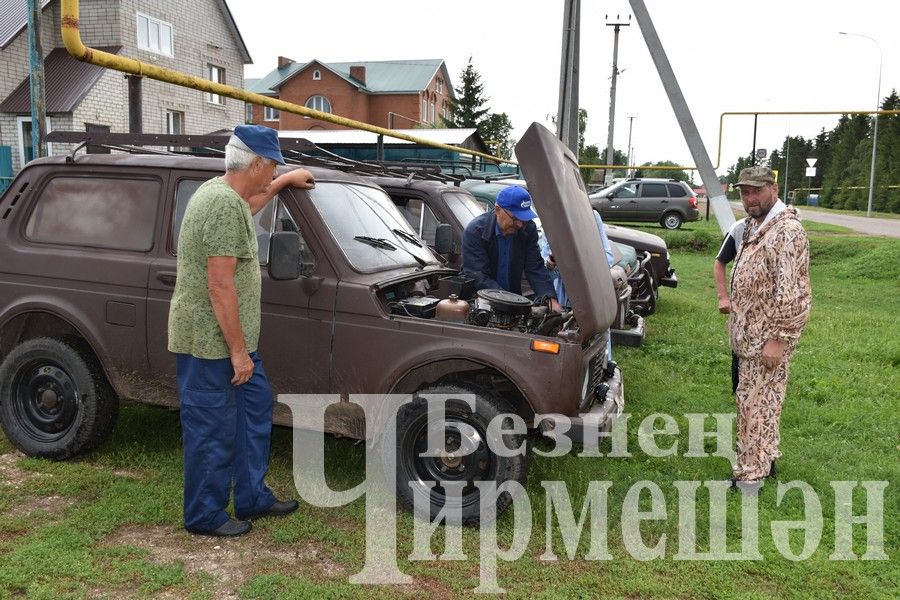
[247,58,453,98]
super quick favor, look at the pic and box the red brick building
[245,58,455,131]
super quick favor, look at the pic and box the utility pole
[751,113,758,165]
[783,137,791,203]
[26,0,46,161]
[556,0,580,157]
[626,114,637,177]
[604,14,630,185]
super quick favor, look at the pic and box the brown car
[0,125,622,523]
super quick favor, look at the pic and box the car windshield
[308,182,439,273]
[443,191,485,227]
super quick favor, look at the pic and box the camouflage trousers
[733,353,792,481]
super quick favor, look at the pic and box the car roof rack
[46,131,491,185]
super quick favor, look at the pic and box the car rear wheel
[391,383,527,526]
[0,337,118,460]
[661,212,683,230]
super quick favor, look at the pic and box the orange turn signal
[530,340,560,355]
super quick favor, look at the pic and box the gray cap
[736,166,776,187]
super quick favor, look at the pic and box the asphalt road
[728,202,900,238]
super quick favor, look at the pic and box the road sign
[805,167,816,177]
[806,158,817,167]
[756,148,767,160]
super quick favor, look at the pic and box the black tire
[390,383,528,526]
[0,337,118,460]
[661,212,683,230]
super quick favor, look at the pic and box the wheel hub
[12,361,80,440]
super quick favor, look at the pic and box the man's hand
[545,256,557,270]
[718,296,731,314]
[230,351,254,386]
[283,167,315,189]
[548,298,562,313]
[761,338,785,370]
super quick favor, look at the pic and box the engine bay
[381,274,580,340]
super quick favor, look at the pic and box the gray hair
[224,134,274,172]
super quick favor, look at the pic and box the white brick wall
[1,0,247,173]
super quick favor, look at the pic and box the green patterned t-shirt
[167,177,261,359]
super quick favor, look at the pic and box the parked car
[374,176,644,345]
[461,178,673,316]
[0,127,622,524]
[588,178,700,229]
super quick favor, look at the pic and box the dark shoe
[767,460,777,479]
[188,518,251,537]
[237,499,299,521]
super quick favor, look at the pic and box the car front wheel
[661,212,683,230]
[0,337,118,460]
[390,383,527,526]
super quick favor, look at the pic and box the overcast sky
[229,0,898,176]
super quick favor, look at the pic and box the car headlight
[609,265,627,289]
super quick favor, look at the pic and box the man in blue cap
[461,186,561,312]
[168,125,315,537]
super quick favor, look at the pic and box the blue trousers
[177,352,277,532]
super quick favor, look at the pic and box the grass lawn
[0,224,897,598]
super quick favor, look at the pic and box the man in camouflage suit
[728,166,811,490]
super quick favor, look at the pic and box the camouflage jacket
[729,207,811,359]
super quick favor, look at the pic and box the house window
[422,98,427,122]
[436,79,443,94]
[264,106,280,121]
[245,103,253,123]
[16,116,52,167]
[305,95,331,113]
[206,64,225,105]
[429,101,435,124]
[166,110,184,135]
[312,69,321,80]
[136,13,173,56]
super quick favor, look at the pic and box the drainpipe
[59,0,513,165]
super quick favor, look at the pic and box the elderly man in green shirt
[168,125,314,537]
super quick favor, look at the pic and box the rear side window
[639,183,668,198]
[667,183,687,197]
[25,176,159,251]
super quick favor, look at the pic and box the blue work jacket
[461,210,556,300]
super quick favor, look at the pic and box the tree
[480,112,514,159]
[634,160,692,184]
[447,57,489,129]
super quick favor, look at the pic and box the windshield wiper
[354,236,397,250]
[391,228,423,247]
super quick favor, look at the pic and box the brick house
[245,58,455,131]
[0,0,251,173]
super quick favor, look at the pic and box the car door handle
[661,200,669,203]
[156,271,177,286]
[629,200,638,203]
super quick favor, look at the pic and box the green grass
[0,226,897,597]
[795,204,900,220]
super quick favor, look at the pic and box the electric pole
[626,114,637,177]
[604,14,630,184]
[556,0,581,157]
[26,0,46,162]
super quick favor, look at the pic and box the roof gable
[250,58,451,96]
[0,0,52,49]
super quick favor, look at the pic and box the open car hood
[515,123,617,338]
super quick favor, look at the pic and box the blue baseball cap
[233,124,285,165]
[496,186,537,221]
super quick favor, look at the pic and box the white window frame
[136,12,173,57]
[429,101,435,123]
[305,95,331,113]
[205,64,225,105]
[312,69,322,80]
[245,103,253,123]
[264,106,280,121]
[16,116,53,167]
[165,110,184,135]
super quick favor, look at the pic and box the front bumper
[659,267,678,288]
[538,366,624,446]
[611,315,644,347]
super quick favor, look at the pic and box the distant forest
[723,90,900,213]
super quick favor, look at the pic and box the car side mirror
[606,192,615,200]
[268,231,301,280]
[434,223,453,255]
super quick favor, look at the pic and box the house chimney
[278,56,294,68]
[349,65,366,85]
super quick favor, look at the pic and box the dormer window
[312,69,321,80]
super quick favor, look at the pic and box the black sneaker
[236,499,299,521]
[188,518,252,538]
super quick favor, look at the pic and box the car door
[636,182,669,222]
[606,182,639,219]
[146,175,333,399]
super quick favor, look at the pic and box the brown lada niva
[0,124,622,523]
